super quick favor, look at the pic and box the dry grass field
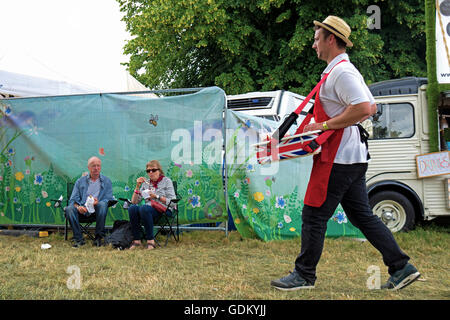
[0,222,448,301]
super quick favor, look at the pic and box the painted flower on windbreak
[35,197,41,204]
[284,214,292,224]
[0,176,2,181]
[7,148,15,156]
[186,169,193,178]
[124,186,130,192]
[27,124,42,136]
[275,196,286,209]
[252,208,259,214]
[246,164,255,172]
[188,188,193,194]
[4,106,12,116]
[264,176,272,187]
[15,172,24,181]
[13,197,18,203]
[46,202,51,207]
[5,160,12,167]
[24,156,32,166]
[25,169,30,175]
[189,195,201,208]
[15,186,21,192]
[34,174,43,185]
[243,177,250,185]
[333,211,348,224]
[277,222,283,229]
[242,204,247,210]
[253,192,264,202]
[194,180,199,186]
[234,191,239,198]
[41,190,48,198]
[5,186,10,192]
[289,227,296,232]
[240,119,252,132]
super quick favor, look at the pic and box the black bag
[105,220,134,250]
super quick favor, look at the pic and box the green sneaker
[271,270,315,291]
[381,263,420,290]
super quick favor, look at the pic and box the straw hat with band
[313,16,353,47]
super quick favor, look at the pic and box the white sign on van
[416,151,450,178]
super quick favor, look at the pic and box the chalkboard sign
[415,151,450,178]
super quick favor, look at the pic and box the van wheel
[369,191,415,233]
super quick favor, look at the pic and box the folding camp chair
[119,181,181,247]
[154,181,181,247]
[60,182,116,241]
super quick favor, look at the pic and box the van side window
[369,103,415,139]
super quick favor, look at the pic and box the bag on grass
[105,220,134,250]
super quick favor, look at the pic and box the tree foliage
[118,0,426,95]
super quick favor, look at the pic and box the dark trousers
[66,202,108,242]
[294,163,410,285]
[128,204,162,240]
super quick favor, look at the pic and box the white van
[226,90,313,122]
[227,79,450,232]
[366,77,450,232]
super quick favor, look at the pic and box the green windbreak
[225,109,364,241]
[0,87,227,226]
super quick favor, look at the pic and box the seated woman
[128,160,176,250]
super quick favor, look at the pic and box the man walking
[270,16,420,290]
[66,156,113,247]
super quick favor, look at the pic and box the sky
[0,0,136,91]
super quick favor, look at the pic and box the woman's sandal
[146,242,157,250]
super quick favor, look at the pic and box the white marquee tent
[0,49,151,98]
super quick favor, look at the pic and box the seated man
[65,156,113,247]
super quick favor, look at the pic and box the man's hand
[303,122,324,133]
[77,205,88,215]
[93,198,99,206]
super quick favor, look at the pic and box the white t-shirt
[319,53,375,164]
